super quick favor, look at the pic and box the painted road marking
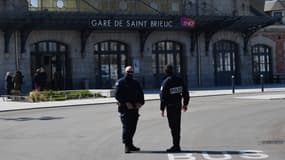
[168,150,269,160]
[236,94,285,100]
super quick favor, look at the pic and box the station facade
[0,0,279,93]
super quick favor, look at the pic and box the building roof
[264,0,285,12]
[250,0,266,13]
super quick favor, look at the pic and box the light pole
[260,74,264,92]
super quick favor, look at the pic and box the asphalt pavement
[1,90,285,160]
[1,84,285,112]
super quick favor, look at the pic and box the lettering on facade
[90,17,194,29]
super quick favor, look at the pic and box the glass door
[94,41,128,88]
[152,41,183,88]
[252,45,272,84]
[214,40,240,86]
[30,41,67,90]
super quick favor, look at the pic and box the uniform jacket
[115,75,145,112]
[160,75,190,111]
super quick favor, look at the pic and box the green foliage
[28,90,104,102]
[29,91,49,102]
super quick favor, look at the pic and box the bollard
[260,74,264,92]
[231,75,235,94]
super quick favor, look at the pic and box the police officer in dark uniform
[115,66,145,153]
[160,64,190,152]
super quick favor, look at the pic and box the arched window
[30,41,69,90]
[94,41,129,88]
[213,40,240,86]
[152,41,183,88]
[252,45,272,84]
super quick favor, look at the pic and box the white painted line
[168,150,269,160]
[236,94,285,100]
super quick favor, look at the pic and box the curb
[1,88,285,112]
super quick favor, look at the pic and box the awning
[193,15,279,33]
[0,12,279,33]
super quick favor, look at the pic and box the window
[251,45,272,84]
[171,2,179,12]
[30,41,68,90]
[28,0,183,14]
[252,45,271,73]
[38,42,47,52]
[30,0,39,7]
[273,11,282,18]
[152,41,183,88]
[214,40,240,86]
[59,44,66,52]
[119,1,128,10]
[150,2,159,10]
[93,41,129,88]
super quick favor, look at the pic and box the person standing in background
[4,72,13,95]
[33,68,41,91]
[39,67,47,90]
[13,70,24,94]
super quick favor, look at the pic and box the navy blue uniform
[115,75,144,147]
[160,75,189,148]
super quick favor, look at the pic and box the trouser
[166,106,181,147]
[6,88,12,95]
[120,110,139,146]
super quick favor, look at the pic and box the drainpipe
[15,31,19,71]
[196,0,199,16]
[76,0,80,12]
[196,33,201,87]
[195,0,201,87]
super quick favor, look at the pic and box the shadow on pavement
[0,116,64,121]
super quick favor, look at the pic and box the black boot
[125,144,140,153]
[166,146,181,152]
[129,144,140,151]
[125,145,131,153]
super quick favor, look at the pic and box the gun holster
[117,102,126,113]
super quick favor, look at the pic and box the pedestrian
[33,68,41,91]
[115,66,145,153]
[39,67,47,90]
[4,71,13,95]
[53,70,63,90]
[13,70,24,94]
[160,64,190,152]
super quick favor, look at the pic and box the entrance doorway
[214,40,240,86]
[152,41,183,88]
[30,41,68,90]
[94,41,129,88]
[252,45,272,84]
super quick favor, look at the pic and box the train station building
[0,0,279,93]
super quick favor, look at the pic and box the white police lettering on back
[170,86,183,94]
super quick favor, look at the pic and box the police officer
[160,64,190,152]
[115,66,145,153]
